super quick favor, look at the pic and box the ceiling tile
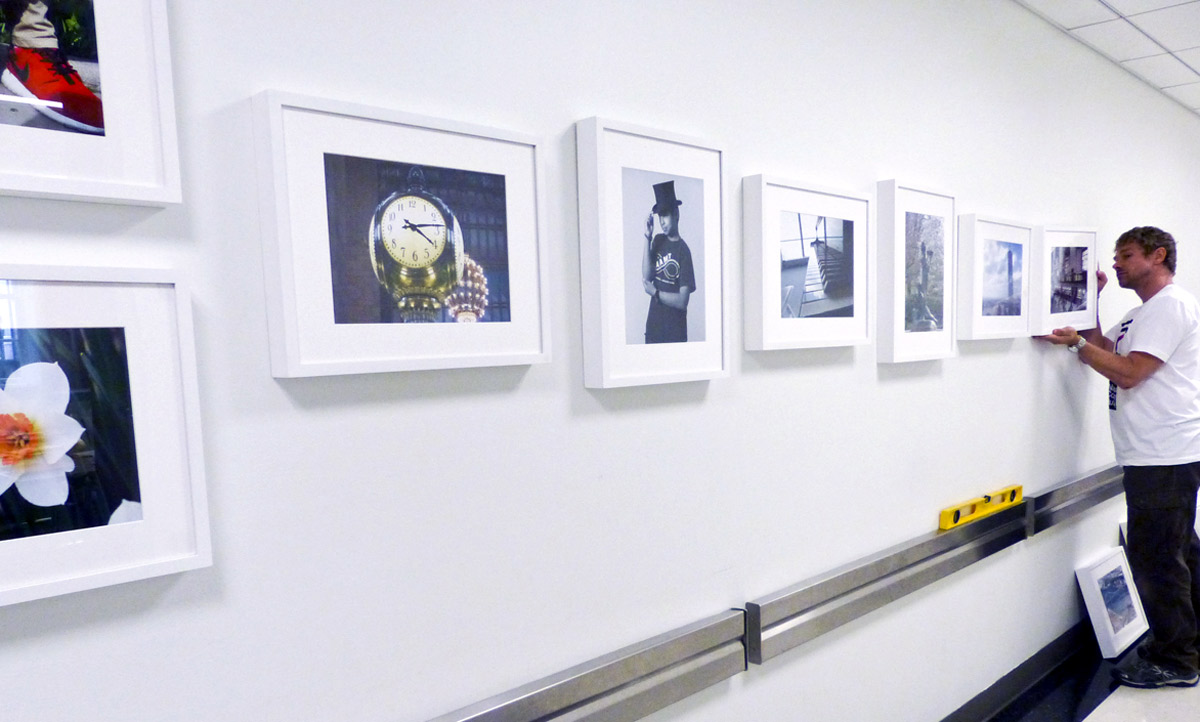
[1123,53,1200,85]
[1125,2,1200,51]
[1018,0,1117,28]
[1071,18,1167,59]
[1105,0,1194,14]
[1179,47,1200,67]
[1163,81,1200,106]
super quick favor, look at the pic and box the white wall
[2,1,1199,721]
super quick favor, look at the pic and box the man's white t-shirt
[1106,283,1200,466]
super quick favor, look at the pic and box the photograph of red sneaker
[1,46,103,134]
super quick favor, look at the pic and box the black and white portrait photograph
[982,239,1023,317]
[779,212,854,320]
[621,167,705,345]
[1050,245,1088,313]
[904,211,944,333]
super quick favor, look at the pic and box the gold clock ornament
[369,166,465,322]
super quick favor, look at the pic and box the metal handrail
[746,504,1028,664]
[427,609,745,722]
[1026,465,1124,535]
[427,466,1125,720]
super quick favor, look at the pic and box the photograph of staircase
[780,213,854,319]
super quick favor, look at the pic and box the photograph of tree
[0,327,139,542]
[904,211,944,333]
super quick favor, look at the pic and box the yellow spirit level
[938,484,1023,530]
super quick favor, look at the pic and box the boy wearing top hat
[641,180,696,343]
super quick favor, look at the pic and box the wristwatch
[1067,336,1087,353]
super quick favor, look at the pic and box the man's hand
[644,213,655,244]
[1097,269,1107,295]
[1037,326,1081,346]
[644,279,656,296]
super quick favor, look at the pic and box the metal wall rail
[428,465,1125,720]
[1026,465,1124,536]
[427,609,745,722]
[745,504,1028,664]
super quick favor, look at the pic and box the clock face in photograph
[380,194,447,268]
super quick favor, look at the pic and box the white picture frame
[1031,226,1098,336]
[1076,546,1149,658]
[877,180,956,362]
[0,265,210,607]
[743,175,869,350]
[254,90,551,377]
[0,0,182,205]
[576,117,726,387]
[957,215,1032,340]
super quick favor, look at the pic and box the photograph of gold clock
[323,155,508,324]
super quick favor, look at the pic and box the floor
[989,637,1200,722]
[1083,680,1200,722]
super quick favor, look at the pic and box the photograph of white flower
[0,327,138,542]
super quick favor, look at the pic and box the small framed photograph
[576,117,726,387]
[0,265,210,607]
[742,175,869,350]
[877,180,956,362]
[1031,227,1098,335]
[957,215,1032,340]
[1076,546,1149,658]
[0,0,181,205]
[254,91,551,377]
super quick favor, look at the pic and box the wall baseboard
[940,622,1093,722]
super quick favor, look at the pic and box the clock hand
[402,220,439,245]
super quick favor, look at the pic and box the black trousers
[1124,462,1200,672]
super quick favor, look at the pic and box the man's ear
[1154,246,1168,264]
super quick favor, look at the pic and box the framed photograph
[0,265,210,607]
[743,175,869,350]
[576,117,726,387]
[1076,546,1149,658]
[1031,227,1098,336]
[957,215,1032,340]
[877,180,956,362]
[254,91,551,377]
[0,0,181,205]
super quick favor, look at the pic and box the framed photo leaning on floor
[1076,546,1150,658]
